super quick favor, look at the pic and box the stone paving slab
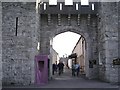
[2,68,120,90]
[1,88,120,90]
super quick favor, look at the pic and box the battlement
[39,0,98,14]
[39,2,98,14]
[40,0,99,3]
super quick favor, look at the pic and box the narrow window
[76,3,79,10]
[92,4,95,10]
[99,52,102,65]
[44,3,47,10]
[15,17,18,36]
[37,42,40,50]
[60,3,62,10]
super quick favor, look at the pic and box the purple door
[35,55,48,85]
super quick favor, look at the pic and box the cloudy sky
[53,32,80,57]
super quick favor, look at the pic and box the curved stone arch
[49,26,92,78]
[50,26,90,44]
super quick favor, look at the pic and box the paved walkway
[2,68,120,90]
[35,68,119,88]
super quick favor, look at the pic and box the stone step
[2,87,119,90]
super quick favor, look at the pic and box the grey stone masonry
[40,2,98,14]
[1,0,120,86]
[2,2,38,85]
[118,1,120,83]
[40,12,99,80]
[0,0,36,2]
[98,2,119,83]
[0,1,2,89]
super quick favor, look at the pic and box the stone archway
[51,26,91,79]
[1,1,120,86]
[40,25,99,79]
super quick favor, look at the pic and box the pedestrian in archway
[75,62,80,77]
[57,61,64,75]
[72,63,75,76]
[52,63,57,75]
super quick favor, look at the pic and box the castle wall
[0,1,2,89]
[118,1,120,83]
[40,13,99,79]
[1,0,120,86]
[98,2,119,83]
[2,2,38,85]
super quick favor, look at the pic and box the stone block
[0,1,2,89]
[2,2,38,86]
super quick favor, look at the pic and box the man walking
[57,61,64,75]
[75,62,80,76]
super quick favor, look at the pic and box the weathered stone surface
[1,1,120,86]
[118,2,120,84]
[40,13,99,79]
[0,1,2,89]
[1,0,36,2]
[98,2,119,83]
[2,2,38,85]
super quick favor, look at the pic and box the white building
[72,36,86,74]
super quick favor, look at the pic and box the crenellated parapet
[39,0,98,14]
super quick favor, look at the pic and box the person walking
[72,63,75,76]
[52,63,57,75]
[75,62,80,77]
[57,61,64,75]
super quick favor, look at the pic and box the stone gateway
[1,0,120,86]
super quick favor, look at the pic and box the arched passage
[51,31,87,77]
[40,25,99,80]
[53,27,90,79]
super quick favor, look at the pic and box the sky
[53,32,80,57]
